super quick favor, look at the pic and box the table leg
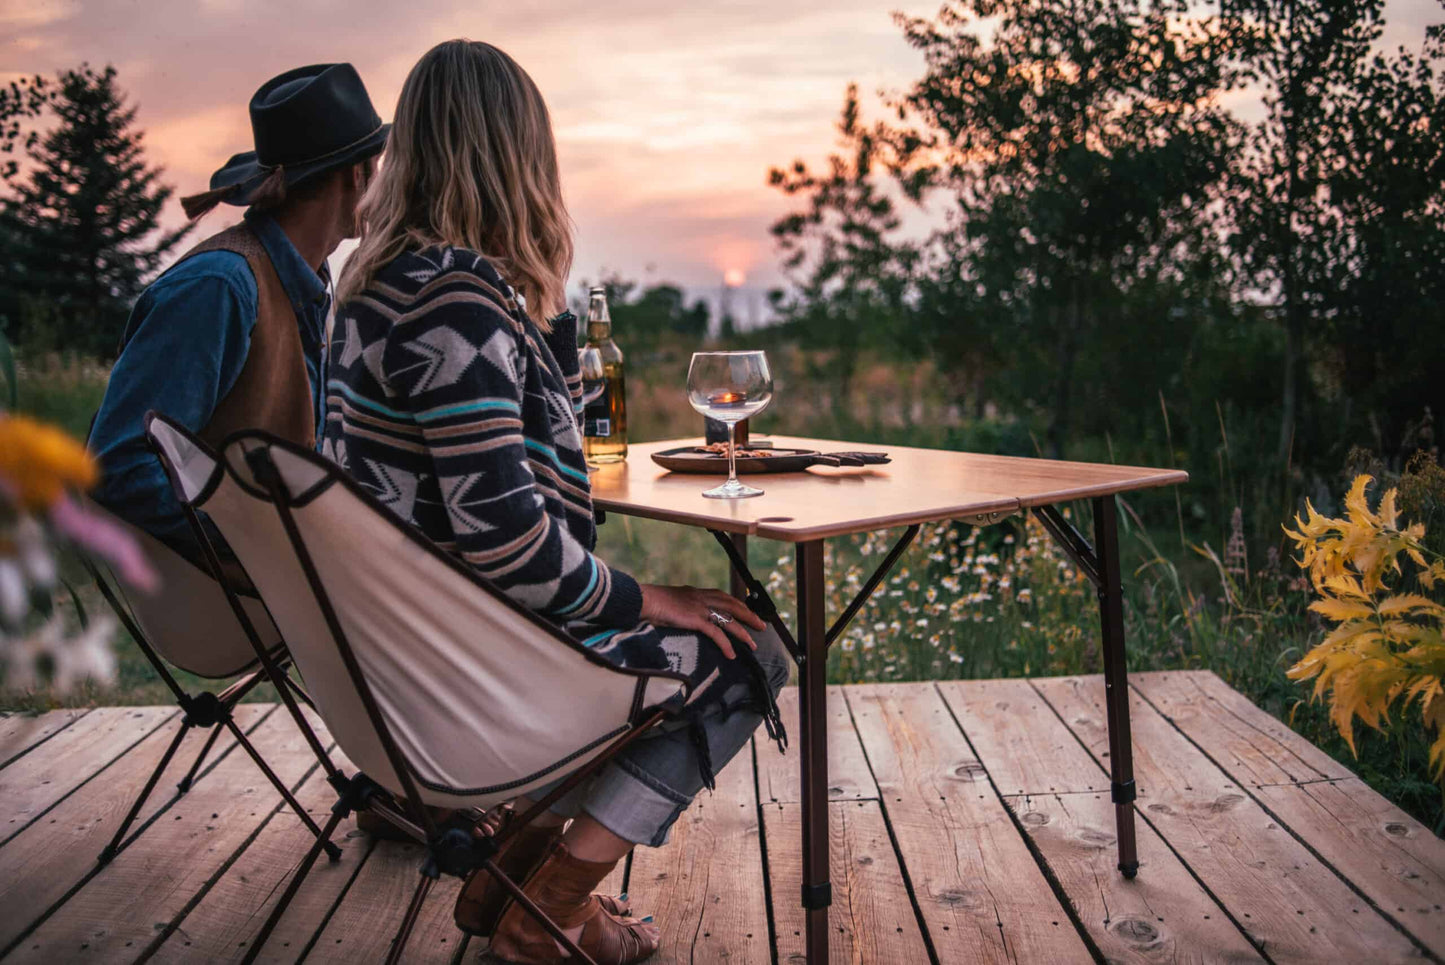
[796,539,831,963]
[729,532,748,600]
[1093,495,1139,877]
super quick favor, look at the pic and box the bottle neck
[587,319,612,342]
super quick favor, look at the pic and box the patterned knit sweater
[323,246,702,680]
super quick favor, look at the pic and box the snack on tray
[701,442,778,458]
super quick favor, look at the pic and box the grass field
[6,348,1442,832]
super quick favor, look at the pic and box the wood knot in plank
[951,760,986,781]
[1208,793,1244,813]
[1075,826,1116,849]
[1020,810,1050,828]
[1109,915,1163,947]
[933,888,982,911]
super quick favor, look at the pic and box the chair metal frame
[147,416,690,965]
[83,529,341,867]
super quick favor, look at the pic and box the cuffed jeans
[537,626,791,847]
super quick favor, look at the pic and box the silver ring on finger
[707,608,733,627]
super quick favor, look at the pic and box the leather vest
[175,223,316,451]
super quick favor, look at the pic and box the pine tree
[0,64,191,356]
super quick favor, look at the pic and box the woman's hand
[638,584,767,660]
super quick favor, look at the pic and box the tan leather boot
[489,839,659,965]
[455,819,630,936]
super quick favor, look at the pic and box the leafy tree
[768,85,919,401]
[887,0,1244,456]
[0,75,49,187]
[0,64,190,356]
[1318,24,1445,461]
[577,273,710,349]
[1222,0,1388,460]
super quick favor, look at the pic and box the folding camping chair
[145,414,690,965]
[81,502,341,866]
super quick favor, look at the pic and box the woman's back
[325,245,646,634]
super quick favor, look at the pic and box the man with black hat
[89,63,388,563]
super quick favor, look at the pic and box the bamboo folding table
[591,434,1187,965]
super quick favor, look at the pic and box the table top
[589,435,1188,542]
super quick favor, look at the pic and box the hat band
[256,120,386,172]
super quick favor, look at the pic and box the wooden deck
[1,671,1442,963]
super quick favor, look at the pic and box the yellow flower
[0,416,98,511]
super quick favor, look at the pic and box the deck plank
[1035,675,1422,963]
[1253,778,1445,959]
[0,704,271,956]
[5,675,1444,965]
[7,707,322,963]
[765,799,930,964]
[847,682,1093,963]
[0,708,89,770]
[755,686,877,803]
[305,840,468,964]
[147,729,367,965]
[621,748,772,964]
[0,707,175,846]
[940,678,1265,963]
[935,677,1105,796]
[1135,670,1445,956]
[1132,671,1351,785]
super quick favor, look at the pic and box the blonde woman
[328,40,789,965]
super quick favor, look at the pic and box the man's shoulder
[151,248,257,300]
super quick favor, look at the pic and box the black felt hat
[183,63,388,218]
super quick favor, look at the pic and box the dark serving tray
[650,446,891,475]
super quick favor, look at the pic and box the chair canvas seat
[85,499,282,679]
[147,419,686,811]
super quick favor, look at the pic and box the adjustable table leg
[796,539,831,963]
[1093,495,1139,877]
[729,532,748,601]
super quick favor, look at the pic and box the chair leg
[240,807,345,965]
[176,721,224,793]
[481,856,599,965]
[226,716,343,862]
[98,719,190,865]
[382,872,435,965]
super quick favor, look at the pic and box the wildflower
[948,651,963,663]
[0,415,99,511]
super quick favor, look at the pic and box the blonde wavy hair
[337,40,573,324]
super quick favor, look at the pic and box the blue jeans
[540,627,791,847]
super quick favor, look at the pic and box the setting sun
[723,268,746,287]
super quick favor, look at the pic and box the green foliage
[0,64,191,357]
[0,330,16,410]
[767,85,918,399]
[577,274,711,351]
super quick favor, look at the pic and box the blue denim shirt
[89,210,330,558]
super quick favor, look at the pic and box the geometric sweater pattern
[323,245,713,684]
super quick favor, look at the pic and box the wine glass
[686,351,773,499]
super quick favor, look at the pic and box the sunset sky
[3,0,1440,314]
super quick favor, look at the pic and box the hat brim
[208,123,390,207]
